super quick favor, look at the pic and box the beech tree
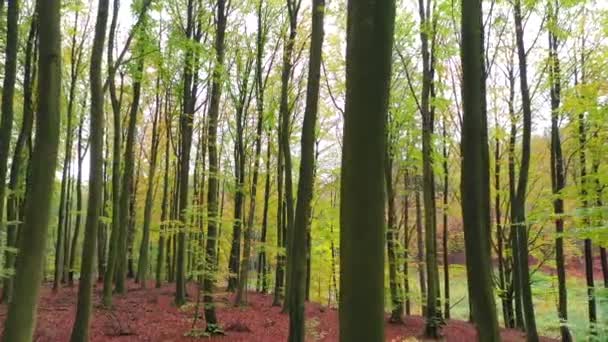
[339,0,395,341]
[2,0,61,339]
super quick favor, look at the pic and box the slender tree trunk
[69,116,86,286]
[512,1,538,339]
[228,53,253,294]
[416,188,427,316]
[417,0,441,334]
[288,1,324,339]
[385,146,403,323]
[176,0,197,306]
[203,0,228,331]
[70,0,109,339]
[2,5,36,303]
[403,172,411,315]
[103,0,122,306]
[280,0,299,313]
[507,61,525,330]
[257,137,272,293]
[138,77,162,288]
[339,0,395,340]
[54,9,80,290]
[441,117,450,320]
[116,46,145,294]
[156,96,172,288]
[460,0,501,338]
[2,0,61,339]
[548,4,572,339]
[0,0,19,270]
[273,123,285,306]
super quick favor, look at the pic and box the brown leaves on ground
[0,280,556,341]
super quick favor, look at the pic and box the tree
[0,0,19,292]
[512,0,538,339]
[70,0,109,339]
[1,0,61,339]
[459,0,500,339]
[2,1,36,303]
[175,0,198,306]
[137,74,162,288]
[547,1,571,340]
[203,0,228,333]
[116,38,146,295]
[288,0,325,340]
[386,124,403,323]
[280,0,301,312]
[339,0,395,341]
[416,0,441,334]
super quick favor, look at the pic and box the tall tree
[1,0,61,339]
[203,0,228,333]
[459,0,500,339]
[237,0,276,304]
[280,0,301,312]
[227,46,254,294]
[70,0,109,339]
[339,0,395,341]
[575,42,597,334]
[54,8,84,291]
[288,0,324,340]
[416,0,441,335]
[512,0,538,339]
[137,75,162,288]
[547,1,571,340]
[103,0,123,306]
[0,0,19,254]
[175,0,199,305]
[386,126,402,323]
[2,2,37,303]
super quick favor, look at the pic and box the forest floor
[0,280,556,342]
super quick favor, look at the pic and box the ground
[0,280,556,341]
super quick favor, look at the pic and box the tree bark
[2,0,61,339]
[2,4,36,303]
[548,2,572,339]
[288,1,324,339]
[339,0,395,340]
[203,0,228,331]
[460,0,501,339]
[512,1,539,339]
[70,0,109,339]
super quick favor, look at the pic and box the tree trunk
[70,0,109,339]
[54,8,80,291]
[288,1,324,339]
[403,172,411,316]
[280,0,299,313]
[339,0,394,340]
[415,187,427,316]
[512,1,538,339]
[460,0,501,338]
[116,44,145,294]
[68,116,86,286]
[2,4,36,303]
[156,94,172,288]
[103,0,122,306]
[203,0,228,332]
[548,3,572,339]
[138,76,162,288]
[441,117,450,320]
[0,0,19,272]
[2,0,61,339]
[257,137,272,294]
[385,145,403,323]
